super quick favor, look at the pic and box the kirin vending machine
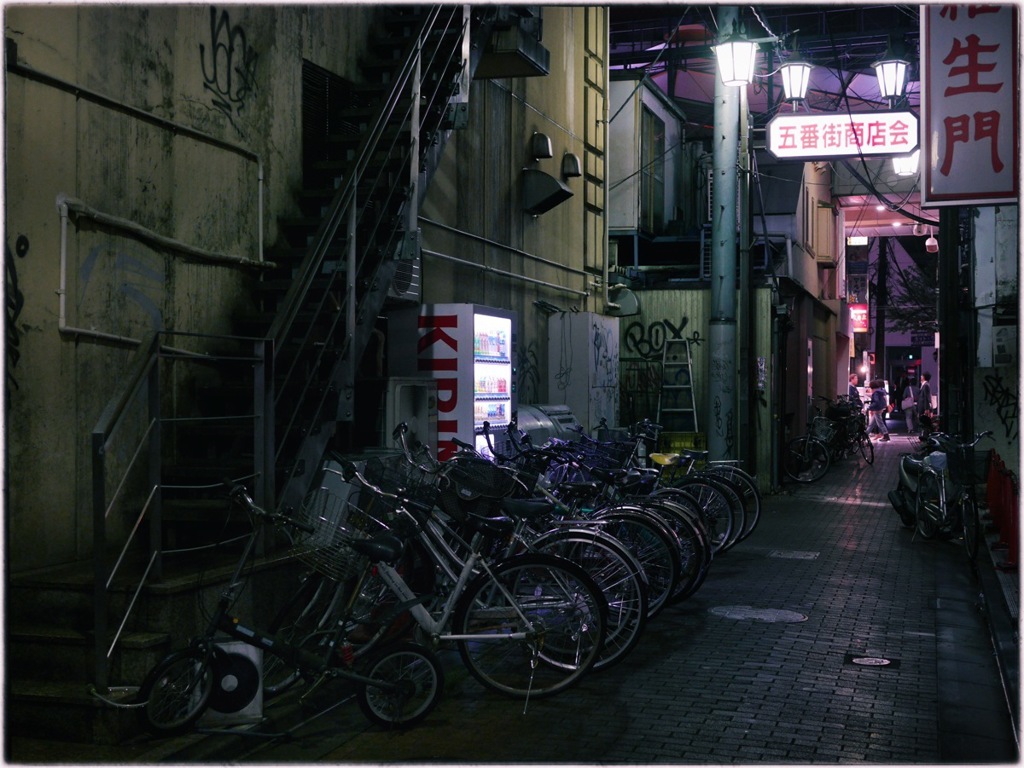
[388,304,517,461]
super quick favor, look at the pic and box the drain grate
[768,550,820,560]
[844,653,900,669]
[710,605,808,623]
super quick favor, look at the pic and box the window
[640,106,665,235]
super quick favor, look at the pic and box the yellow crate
[657,432,706,453]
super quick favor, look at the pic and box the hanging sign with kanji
[766,112,918,160]
[921,4,1019,206]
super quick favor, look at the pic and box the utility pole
[708,5,740,461]
[875,237,888,386]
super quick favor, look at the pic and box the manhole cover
[768,550,820,560]
[845,653,900,668]
[709,605,808,623]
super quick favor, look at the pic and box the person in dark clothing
[848,373,863,410]
[866,379,890,441]
[918,372,934,438]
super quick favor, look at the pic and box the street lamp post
[707,6,750,461]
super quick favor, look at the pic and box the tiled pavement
[10,433,1020,764]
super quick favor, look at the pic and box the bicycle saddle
[350,533,405,565]
[499,497,553,521]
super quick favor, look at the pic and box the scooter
[887,436,947,530]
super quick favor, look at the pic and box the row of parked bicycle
[134,418,762,735]
[783,395,875,483]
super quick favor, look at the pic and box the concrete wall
[4,4,374,572]
[419,7,608,407]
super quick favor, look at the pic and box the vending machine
[389,304,517,461]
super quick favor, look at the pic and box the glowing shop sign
[850,304,869,334]
[767,111,919,160]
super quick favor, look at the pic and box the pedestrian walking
[918,372,935,438]
[902,378,920,434]
[866,379,890,441]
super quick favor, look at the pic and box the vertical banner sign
[922,5,1019,206]
[850,304,869,334]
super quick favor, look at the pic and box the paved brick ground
[10,433,1019,764]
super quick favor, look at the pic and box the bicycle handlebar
[224,480,316,534]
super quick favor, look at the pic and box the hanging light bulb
[892,149,919,176]
[713,33,758,87]
[780,58,812,104]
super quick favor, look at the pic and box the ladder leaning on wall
[657,339,698,433]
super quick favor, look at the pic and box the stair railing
[90,330,271,690]
[267,5,478,515]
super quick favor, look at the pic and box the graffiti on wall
[200,7,259,135]
[622,316,701,361]
[591,319,618,388]
[516,339,541,405]
[79,244,166,331]
[5,235,28,392]
[620,316,702,422]
[981,369,1019,441]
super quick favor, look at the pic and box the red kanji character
[865,120,888,147]
[974,110,1004,172]
[939,114,971,175]
[778,126,797,149]
[799,124,820,149]
[939,5,1001,21]
[943,34,1003,96]
[822,123,843,148]
[888,119,911,147]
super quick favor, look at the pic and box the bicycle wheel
[264,571,348,697]
[857,432,875,465]
[959,493,980,563]
[356,641,444,728]
[589,507,682,618]
[635,495,713,603]
[529,527,649,671]
[914,471,942,539]
[706,464,762,543]
[453,553,607,699]
[137,646,214,736]
[662,478,737,554]
[783,436,830,483]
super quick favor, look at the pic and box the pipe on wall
[422,248,589,298]
[10,53,265,261]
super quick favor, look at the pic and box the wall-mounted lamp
[779,58,812,105]
[530,132,553,160]
[713,32,758,87]
[561,152,582,179]
[872,49,909,106]
[891,148,919,176]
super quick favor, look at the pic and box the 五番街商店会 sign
[766,111,919,161]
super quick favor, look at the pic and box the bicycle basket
[435,456,520,522]
[947,446,991,486]
[362,454,439,511]
[811,416,838,443]
[578,440,635,469]
[291,488,388,581]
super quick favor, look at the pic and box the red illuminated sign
[767,112,918,160]
[850,304,869,334]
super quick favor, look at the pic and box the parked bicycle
[136,482,445,735]
[890,430,993,561]
[783,396,873,483]
[334,454,609,703]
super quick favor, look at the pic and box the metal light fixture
[530,132,553,160]
[779,58,812,104]
[891,148,919,176]
[872,50,909,105]
[713,32,758,87]
[561,152,582,179]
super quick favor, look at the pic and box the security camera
[925,235,939,253]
